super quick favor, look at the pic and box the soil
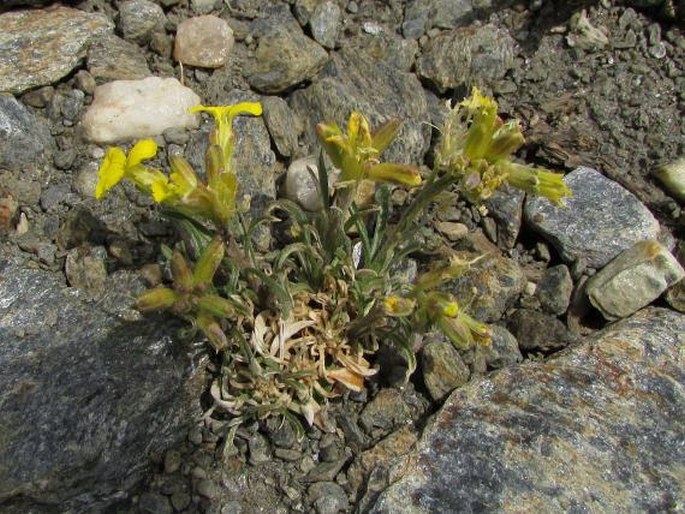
[1,1,683,513]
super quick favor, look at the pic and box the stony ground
[0,0,684,513]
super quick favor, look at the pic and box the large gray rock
[0,267,202,512]
[416,23,516,92]
[0,94,53,170]
[371,307,685,513]
[525,167,661,269]
[290,47,431,165]
[0,7,113,94]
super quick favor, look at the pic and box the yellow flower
[316,112,421,187]
[190,102,263,167]
[95,139,163,199]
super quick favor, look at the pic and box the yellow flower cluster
[95,102,263,227]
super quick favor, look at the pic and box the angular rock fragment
[586,240,684,320]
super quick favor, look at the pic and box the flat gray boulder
[0,266,202,512]
[371,307,684,513]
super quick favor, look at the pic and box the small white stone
[285,155,325,211]
[174,15,234,68]
[81,77,201,143]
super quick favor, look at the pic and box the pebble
[307,482,349,514]
[525,167,661,269]
[0,7,113,94]
[421,339,471,401]
[191,0,217,14]
[536,264,574,315]
[586,240,685,320]
[507,308,576,353]
[484,187,525,249]
[81,77,201,143]
[448,254,526,323]
[164,449,182,474]
[195,478,218,499]
[248,433,271,465]
[74,70,96,95]
[484,325,523,370]
[0,94,54,170]
[64,246,108,297]
[285,155,326,211]
[653,156,685,202]
[434,221,469,241]
[174,15,234,68]
[118,0,165,44]
[247,25,328,93]
[310,1,341,49]
[170,491,191,511]
[359,389,410,435]
[87,33,152,82]
[138,491,173,514]
[416,24,516,92]
[262,96,300,158]
[21,86,54,108]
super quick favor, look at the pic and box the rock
[195,479,218,499]
[309,1,341,49]
[138,492,173,514]
[421,339,471,401]
[118,0,166,45]
[290,47,430,165]
[416,24,516,92]
[0,267,201,511]
[345,31,418,72]
[434,221,469,241]
[586,240,685,320]
[483,187,524,249]
[653,156,685,203]
[0,94,54,170]
[82,77,201,143]
[284,155,327,211]
[507,308,576,353]
[371,307,685,513]
[524,167,661,269]
[536,264,574,315]
[61,89,85,122]
[665,241,685,312]
[402,0,482,38]
[87,33,152,82]
[64,245,108,298]
[247,433,271,465]
[359,389,411,436]
[448,254,525,323]
[293,0,319,25]
[246,24,328,93]
[191,0,217,14]
[346,426,417,504]
[307,482,349,514]
[482,324,522,370]
[174,15,234,68]
[262,96,300,158]
[0,7,113,94]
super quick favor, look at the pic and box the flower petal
[127,139,158,168]
[367,162,422,186]
[95,147,126,199]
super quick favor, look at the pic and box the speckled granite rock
[290,47,430,165]
[371,307,685,513]
[0,7,113,94]
[0,267,202,512]
[0,94,53,169]
[524,167,661,269]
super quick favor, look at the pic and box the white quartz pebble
[81,77,201,143]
